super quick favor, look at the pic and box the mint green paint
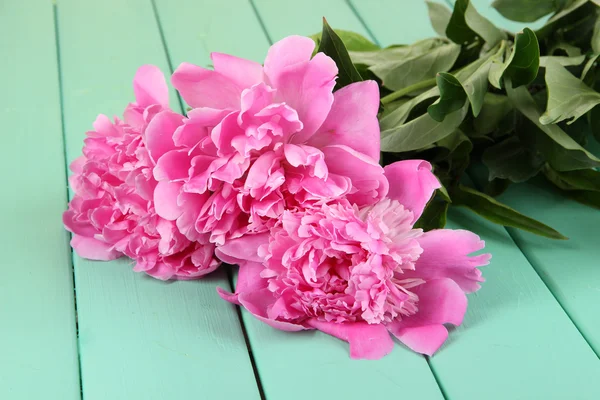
[253,0,374,41]
[0,1,81,398]
[3,1,600,399]
[351,1,600,398]
[156,1,443,397]
[56,0,259,398]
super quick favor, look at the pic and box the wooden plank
[155,0,443,398]
[0,2,81,399]
[455,0,600,357]
[349,1,600,398]
[349,0,437,45]
[499,181,600,354]
[253,0,374,41]
[238,1,446,398]
[56,0,260,398]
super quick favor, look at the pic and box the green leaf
[369,42,461,91]
[381,102,469,152]
[507,83,600,170]
[446,0,507,48]
[589,103,600,142]
[539,55,586,67]
[310,29,379,52]
[473,93,513,135]
[540,59,600,125]
[581,53,600,80]
[317,19,363,90]
[379,85,440,130]
[565,190,600,209]
[592,15,600,54]
[436,129,473,174]
[414,199,449,231]
[426,1,453,37]
[350,38,445,66]
[428,73,467,122]
[542,165,600,191]
[496,28,540,89]
[482,136,544,182]
[491,0,564,23]
[536,0,593,39]
[453,184,567,239]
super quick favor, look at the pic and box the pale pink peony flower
[218,161,490,359]
[63,65,219,280]
[151,36,387,251]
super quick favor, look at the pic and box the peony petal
[308,81,381,161]
[133,65,169,108]
[383,160,441,222]
[153,181,183,221]
[386,279,467,356]
[145,110,183,163]
[308,319,395,360]
[408,229,490,293]
[389,324,448,356]
[274,52,337,142]
[211,52,264,89]
[321,145,388,206]
[263,35,315,86]
[71,234,121,261]
[215,232,270,264]
[171,62,242,109]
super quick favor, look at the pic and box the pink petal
[153,181,183,221]
[171,62,242,109]
[386,279,467,355]
[133,65,169,108]
[211,52,264,89]
[145,110,183,163]
[263,35,316,86]
[274,52,337,142]
[321,145,388,206]
[308,319,395,360]
[308,80,381,161]
[215,232,270,264]
[389,324,448,356]
[408,229,490,293]
[383,160,441,222]
[153,149,192,182]
[71,234,121,261]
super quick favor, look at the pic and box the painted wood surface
[457,0,600,360]
[55,0,260,398]
[1,0,599,399]
[350,1,600,399]
[0,1,81,398]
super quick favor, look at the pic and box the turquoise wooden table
[1,0,599,399]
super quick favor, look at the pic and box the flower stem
[380,78,438,105]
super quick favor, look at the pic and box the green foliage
[316,0,600,239]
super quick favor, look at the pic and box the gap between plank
[348,0,600,363]
[344,0,381,47]
[148,1,270,396]
[149,0,185,114]
[249,0,273,45]
[53,3,85,399]
[227,267,267,400]
[501,226,600,359]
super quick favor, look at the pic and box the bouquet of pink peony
[64,32,490,359]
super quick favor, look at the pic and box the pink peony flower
[218,161,490,359]
[151,36,387,252]
[63,65,219,280]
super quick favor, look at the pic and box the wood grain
[0,1,81,398]
[56,0,260,398]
